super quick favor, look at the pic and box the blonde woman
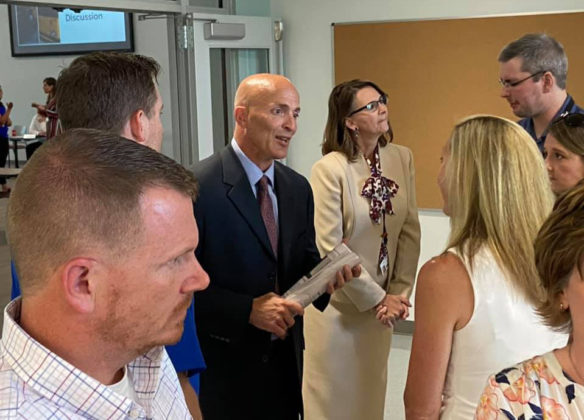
[303,80,420,420]
[476,182,584,418]
[404,115,567,419]
[544,112,584,196]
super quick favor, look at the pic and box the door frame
[192,12,279,160]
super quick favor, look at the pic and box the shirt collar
[554,94,576,122]
[231,138,275,189]
[523,94,576,150]
[1,299,164,419]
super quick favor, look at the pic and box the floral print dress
[476,351,583,419]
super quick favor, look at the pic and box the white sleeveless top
[440,246,567,419]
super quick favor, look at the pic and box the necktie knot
[257,175,270,192]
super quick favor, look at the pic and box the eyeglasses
[552,112,584,127]
[498,71,546,89]
[347,94,387,117]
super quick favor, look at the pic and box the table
[8,136,46,168]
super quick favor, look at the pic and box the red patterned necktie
[257,175,278,256]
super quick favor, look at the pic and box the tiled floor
[386,333,412,419]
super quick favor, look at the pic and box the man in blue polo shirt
[498,33,583,153]
[10,52,206,419]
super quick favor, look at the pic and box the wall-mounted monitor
[8,5,134,57]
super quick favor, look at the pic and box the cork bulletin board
[333,12,584,208]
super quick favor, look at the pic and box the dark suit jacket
[193,146,327,419]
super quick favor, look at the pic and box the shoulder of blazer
[382,142,413,165]
[321,151,350,167]
[190,150,222,179]
[191,146,243,186]
[274,160,310,191]
[312,151,351,176]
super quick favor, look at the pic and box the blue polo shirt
[10,262,206,393]
[518,94,584,153]
[165,300,206,393]
[0,103,8,138]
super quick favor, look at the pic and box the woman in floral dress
[476,182,584,419]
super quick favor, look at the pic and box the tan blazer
[310,143,421,312]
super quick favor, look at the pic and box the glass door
[192,13,279,160]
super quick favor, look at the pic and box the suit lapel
[221,146,276,260]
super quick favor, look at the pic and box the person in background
[303,79,420,420]
[28,112,46,136]
[10,52,207,419]
[0,128,209,418]
[544,112,584,196]
[498,33,583,153]
[476,181,584,418]
[32,76,59,140]
[25,112,48,160]
[404,115,567,419]
[0,84,13,196]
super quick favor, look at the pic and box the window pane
[189,0,222,8]
[209,48,269,150]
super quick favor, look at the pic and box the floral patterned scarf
[361,145,399,275]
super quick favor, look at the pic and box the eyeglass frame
[347,94,388,117]
[498,70,547,89]
[552,112,584,128]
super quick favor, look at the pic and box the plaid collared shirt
[0,299,192,419]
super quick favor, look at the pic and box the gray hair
[498,33,568,89]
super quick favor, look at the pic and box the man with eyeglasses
[498,33,583,153]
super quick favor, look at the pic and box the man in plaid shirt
[0,129,210,419]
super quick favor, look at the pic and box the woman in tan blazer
[303,80,421,420]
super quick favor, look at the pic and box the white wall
[0,8,175,158]
[132,16,175,158]
[270,0,584,308]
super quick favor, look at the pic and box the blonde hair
[535,181,584,333]
[445,115,554,305]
